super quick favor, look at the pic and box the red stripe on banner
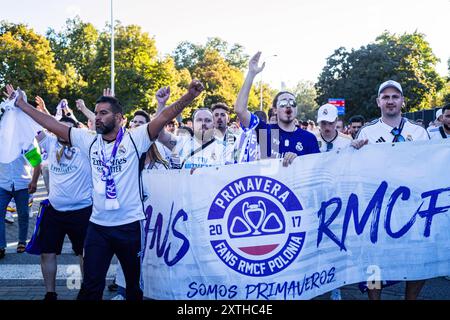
[238,244,279,256]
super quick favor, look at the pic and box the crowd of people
[0,51,448,301]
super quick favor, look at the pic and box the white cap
[435,108,442,120]
[378,80,403,96]
[317,104,338,123]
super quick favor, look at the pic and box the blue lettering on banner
[208,176,306,277]
[185,267,336,300]
[317,182,450,251]
[143,202,190,266]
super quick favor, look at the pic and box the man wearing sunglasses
[315,104,352,153]
[352,80,430,300]
[234,52,319,167]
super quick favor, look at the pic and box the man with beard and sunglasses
[352,80,430,300]
[12,80,204,300]
[234,52,320,167]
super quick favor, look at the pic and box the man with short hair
[13,80,204,300]
[429,104,449,139]
[234,52,320,167]
[159,106,234,169]
[316,104,352,153]
[348,115,366,139]
[353,79,429,300]
[129,110,150,128]
[165,119,178,134]
[211,103,231,140]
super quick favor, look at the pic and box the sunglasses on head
[277,99,297,108]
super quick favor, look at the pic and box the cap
[317,104,338,123]
[435,108,442,120]
[378,80,403,96]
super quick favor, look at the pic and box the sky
[2,0,449,90]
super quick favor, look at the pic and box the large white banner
[140,139,450,300]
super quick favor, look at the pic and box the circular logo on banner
[208,176,306,277]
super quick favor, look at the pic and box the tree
[316,31,445,120]
[173,37,249,72]
[290,80,319,121]
[0,21,66,107]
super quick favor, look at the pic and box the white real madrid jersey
[356,118,429,144]
[39,134,93,211]
[70,124,152,227]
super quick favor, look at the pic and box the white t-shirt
[356,118,429,143]
[39,134,92,211]
[70,124,152,226]
[428,126,449,140]
[171,136,234,169]
[315,131,352,153]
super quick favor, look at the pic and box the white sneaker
[111,294,125,300]
[5,212,14,224]
[330,288,342,300]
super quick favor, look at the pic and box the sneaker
[330,288,342,300]
[111,294,125,300]
[5,212,14,224]
[17,242,26,253]
[0,248,5,259]
[43,292,58,301]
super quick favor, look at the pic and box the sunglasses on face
[277,99,297,108]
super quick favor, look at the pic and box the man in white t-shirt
[159,107,234,170]
[13,80,204,300]
[353,80,430,300]
[315,104,352,153]
[36,116,93,300]
[429,104,449,140]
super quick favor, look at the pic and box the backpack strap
[439,126,447,139]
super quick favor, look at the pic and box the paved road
[1,179,449,300]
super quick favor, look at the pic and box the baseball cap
[378,80,403,96]
[435,108,442,120]
[317,104,338,123]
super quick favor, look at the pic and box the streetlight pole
[110,0,115,96]
[259,54,277,111]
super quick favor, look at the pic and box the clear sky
[2,0,449,90]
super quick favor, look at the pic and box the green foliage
[0,21,66,107]
[316,31,445,120]
[290,80,319,121]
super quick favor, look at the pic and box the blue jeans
[0,187,30,249]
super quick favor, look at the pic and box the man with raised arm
[234,52,319,167]
[13,80,204,300]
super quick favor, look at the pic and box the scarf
[94,127,125,210]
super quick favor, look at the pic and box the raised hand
[248,52,265,76]
[3,84,16,100]
[35,96,47,112]
[75,99,86,111]
[187,79,204,98]
[14,89,27,109]
[156,86,171,105]
[103,88,114,97]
